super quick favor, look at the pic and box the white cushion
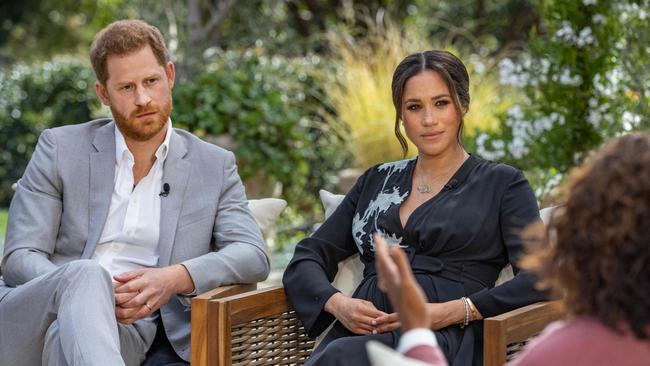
[319,189,344,219]
[319,190,365,297]
[366,340,433,366]
[247,198,287,248]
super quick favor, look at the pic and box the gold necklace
[416,167,438,194]
[417,180,431,194]
[415,153,468,194]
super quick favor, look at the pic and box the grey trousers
[0,260,157,366]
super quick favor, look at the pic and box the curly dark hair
[523,133,650,339]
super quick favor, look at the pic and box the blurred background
[1,0,649,266]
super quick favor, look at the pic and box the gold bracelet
[466,297,480,321]
[460,297,470,329]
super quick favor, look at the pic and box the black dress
[282,155,548,366]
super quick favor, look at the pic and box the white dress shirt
[92,120,172,280]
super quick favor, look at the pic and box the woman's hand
[426,300,465,330]
[324,292,390,335]
[373,312,401,333]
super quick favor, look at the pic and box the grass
[323,20,516,168]
[0,209,7,252]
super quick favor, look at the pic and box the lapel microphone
[159,183,170,197]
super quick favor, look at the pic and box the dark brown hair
[523,133,650,339]
[390,50,470,156]
[90,19,169,85]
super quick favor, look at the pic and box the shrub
[472,0,649,201]
[0,57,99,206]
[172,49,348,209]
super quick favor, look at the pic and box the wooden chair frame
[191,285,565,366]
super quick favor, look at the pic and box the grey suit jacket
[0,118,270,360]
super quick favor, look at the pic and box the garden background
[1,0,648,270]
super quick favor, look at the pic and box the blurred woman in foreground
[511,133,650,365]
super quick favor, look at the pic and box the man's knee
[62,260,112,285]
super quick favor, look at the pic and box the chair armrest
[208,285,314,366]
[483,300,565,366]
[191,284,257,366]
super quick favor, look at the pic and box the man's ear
[95,81,110,106]
[166,62,175,89]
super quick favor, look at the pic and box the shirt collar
[114,119,173,164]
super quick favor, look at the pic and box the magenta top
[509,316,650,366]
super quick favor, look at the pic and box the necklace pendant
[417,184,431,194]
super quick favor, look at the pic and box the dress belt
[363,249,462,282]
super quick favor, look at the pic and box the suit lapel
[82,122,116,259]
[158,130,190,266]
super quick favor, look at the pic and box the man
[0,19,269,366]
[370,234,448,366]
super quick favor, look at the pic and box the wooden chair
[190,285,565,365]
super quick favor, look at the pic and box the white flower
[583,0,597,6]
[587,110,602,127]
[557,68,583,86]
[507,105,525,120]
[499,58,529,87]
[508,137,529,159]
[555,21,576,43]
[540,58,551,74]
[592,14,606,24]
[622,111,642,130]
[476,133,506,161]
[492,139,505,150]
[476,132,489,147]
[576,27,595,47]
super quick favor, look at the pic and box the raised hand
[374,233,430,331]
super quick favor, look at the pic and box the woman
[510,134,650,365]
[282,50,547,366]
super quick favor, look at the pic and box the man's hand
[324,292,392,335]
[374,233,430,332]
[113,264,195,324]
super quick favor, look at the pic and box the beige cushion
[247,198,287,249]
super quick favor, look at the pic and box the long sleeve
[2,129,60,286]
[181,151,270,295]
[282,170,370,337]
[468,169,548,317]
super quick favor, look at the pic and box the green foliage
[471,0,649,200]
[172,49,348,208]
[0,0,130,64]
[0,209,7,245]
[0,58,99,206]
